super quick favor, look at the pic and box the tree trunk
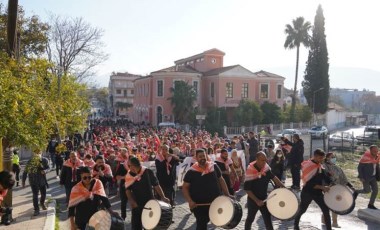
[1,137,13,207]
[291,45,300,122]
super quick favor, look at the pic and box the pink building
[133,48,285,125]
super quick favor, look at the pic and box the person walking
[281,134,304,190]
[247,132,259,162]
[46,137,58,169]
[11,150,21,187]
[22,150,50,216]
[357,145,379,209]
[215,148,238,195]
[293,149,332,230]
[60,151,84,204]
[270,149,285,184]
[182,149,232,230]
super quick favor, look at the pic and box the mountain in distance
[265,66,380,95]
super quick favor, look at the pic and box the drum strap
[89,179,96,192]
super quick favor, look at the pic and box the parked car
[308,126,328,138]
[328,132,357,149]
[356,126,380,145]
[276,129,302,142]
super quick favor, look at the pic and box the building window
[210,82,214,98]
[200,58,204,62]
[123,90,127,97]
[242,83,248,98]
[157,80,163,97]
[130,89,134,95]
[116,89,121,94]
[260,84,269,99]
[193,81,198,96]
[226,82,233,98]
[277,85,282,99]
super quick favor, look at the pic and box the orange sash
[301,160,323,184]
[189,161,215,176]
[68,178,106,208]
[84,159,95,169]
[0,189,8,202]
[63,158,84,168]
[215,156,232,171]
[124,166,147,189]
[92,164,113,178]
[245,161,271,181]
[359,151,380,164]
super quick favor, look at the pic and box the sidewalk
[0,193,55,230]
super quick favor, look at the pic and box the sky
[12,0,380,93]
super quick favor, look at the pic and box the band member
[22,150,50,216]
[294,149,332,230]
[357,145,379,209]
[68,167,117,230]
[182,149,232,230]
[125,157,170,230]
[215,148,238,195]
[60,152,84,203]
[281,134,304,190]
[83,154,95,169]
[244,151,284,230]
[155,144,180,206]
[115,156,130,220]
[0,170,15,225]
[92,155,113,189]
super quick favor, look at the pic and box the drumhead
[209,196,234,226]
[88,210,112,230]
[267,188,299,220]
[324,184,354,214]
[142,200,171,230]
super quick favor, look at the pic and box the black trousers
[131,207,143,230]
[55,159,63,176]
[245,198,273,230]
[294,191,331,230]
[193,206,210,230]
[31,184,46,211]
[119,186,128,219]
[290,164,301,187]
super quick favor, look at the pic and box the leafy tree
[260,102,283,124]
[234,100,263,126]
[282,104,312,122]
[302,5,330,114]
[46,15,108,81]
[205,107,227,135]
[167,81,197,124]
[0,3,49,57]
[284,17,311,121]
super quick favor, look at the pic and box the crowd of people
[4,118,378,230]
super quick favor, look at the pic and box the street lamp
[313,87,324,125]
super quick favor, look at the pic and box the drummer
[125,157,170,230]
[244,151,284,230]
[182,148,232,230]
[322,152,357,228]
[68,166,117,230]
[294,149,332,230]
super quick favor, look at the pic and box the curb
[43,194,56,230]
[357,208,380,225]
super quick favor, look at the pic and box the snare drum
[87,210,126,230]
[266,188,300,220]
[209,196,243,229]
[324,184,355,215]
[141,200,173,230]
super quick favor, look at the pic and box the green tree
[0,3,49,57]
[234,100,263,126]
[282,104,312,122]
[302,5,330,114]
[284,16,311,121]
[167,81,197,124]
[260,102,283,124]
[205,107,227,135]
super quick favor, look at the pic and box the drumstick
[196,203,212,206]
[263,193,277,203]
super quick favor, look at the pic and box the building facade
[133,48,285,125]
[109,72,141,118]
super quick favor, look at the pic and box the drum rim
[209,195,236,227]
[88,210,112,229]
[141,200,162,229]
[266,188,300,221]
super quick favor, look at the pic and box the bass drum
[267,188,300,220]
[324,184,355,215]
[141,200,173,230]
[86,210,125,230]
[209,196,242,229]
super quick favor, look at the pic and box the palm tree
[168,81,197,124]
[284,17,311,121]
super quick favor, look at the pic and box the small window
[123,90,127,97]
[116,89,121,94]
[242,83,248,98]
[211,58,216,64]
[277,85,282,99]
[260,84,269,99]
[157,80,163,97]
[193,81,198,96]
[200,58,204,62]
[130,89,134,95]
[226,82,233,98]
[211,82,214,98]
